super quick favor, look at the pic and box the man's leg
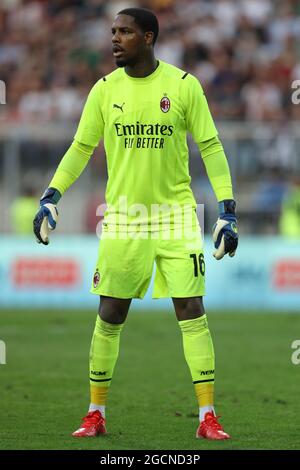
[89,296,131,414]
[73,296,131,437]
[173,297,215,419]
[173,297,230,439]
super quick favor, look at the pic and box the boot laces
[82,411,103,426]
[205,413,223,430]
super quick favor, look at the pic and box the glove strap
[218,199,236,216]
[40,187,61,205]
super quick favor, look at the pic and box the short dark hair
[117,8,159,45]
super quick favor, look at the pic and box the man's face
[111,14,147,67]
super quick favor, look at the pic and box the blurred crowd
[1,0,300,235]
[1,0,300,123]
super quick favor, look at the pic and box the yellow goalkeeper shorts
[90,219,205,299]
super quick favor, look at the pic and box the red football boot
[72,410,107,437]
[196,411,230,440]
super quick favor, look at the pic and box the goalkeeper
[33,7,238,440]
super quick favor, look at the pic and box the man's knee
[99,296,131,324]
[172,297,205,321]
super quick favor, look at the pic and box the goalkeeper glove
[212,199,238,260]
[33,187,61,245]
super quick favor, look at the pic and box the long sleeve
[49,80,104,194]
[49,140,95,194]
[198,136,233,202]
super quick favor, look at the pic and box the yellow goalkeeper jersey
[74,60,218,228]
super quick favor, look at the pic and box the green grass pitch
[0,309,299,450]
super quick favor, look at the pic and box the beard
[115,57,128,67]
[115,54,138,68]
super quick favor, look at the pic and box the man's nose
[112,31,120,43]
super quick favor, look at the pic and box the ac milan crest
[160,95,170,113]
[93,270,100,288]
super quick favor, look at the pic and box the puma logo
[113,102,125,112]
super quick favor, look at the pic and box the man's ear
[145,31,154,46]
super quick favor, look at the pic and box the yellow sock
[89,316,124,415]
[90,385,109,406]
[178,315,215,420]
[194,382,214,407]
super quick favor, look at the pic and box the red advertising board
[274,260,300,290]
[12,258,80,287]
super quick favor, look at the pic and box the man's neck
[125,56,159,78]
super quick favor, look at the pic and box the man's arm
[182,74,238,259]
[33,81,104,245]
[198,136,233,202]
[49,140,95,195]
[33,140,95,244]
[198,136,238,259]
